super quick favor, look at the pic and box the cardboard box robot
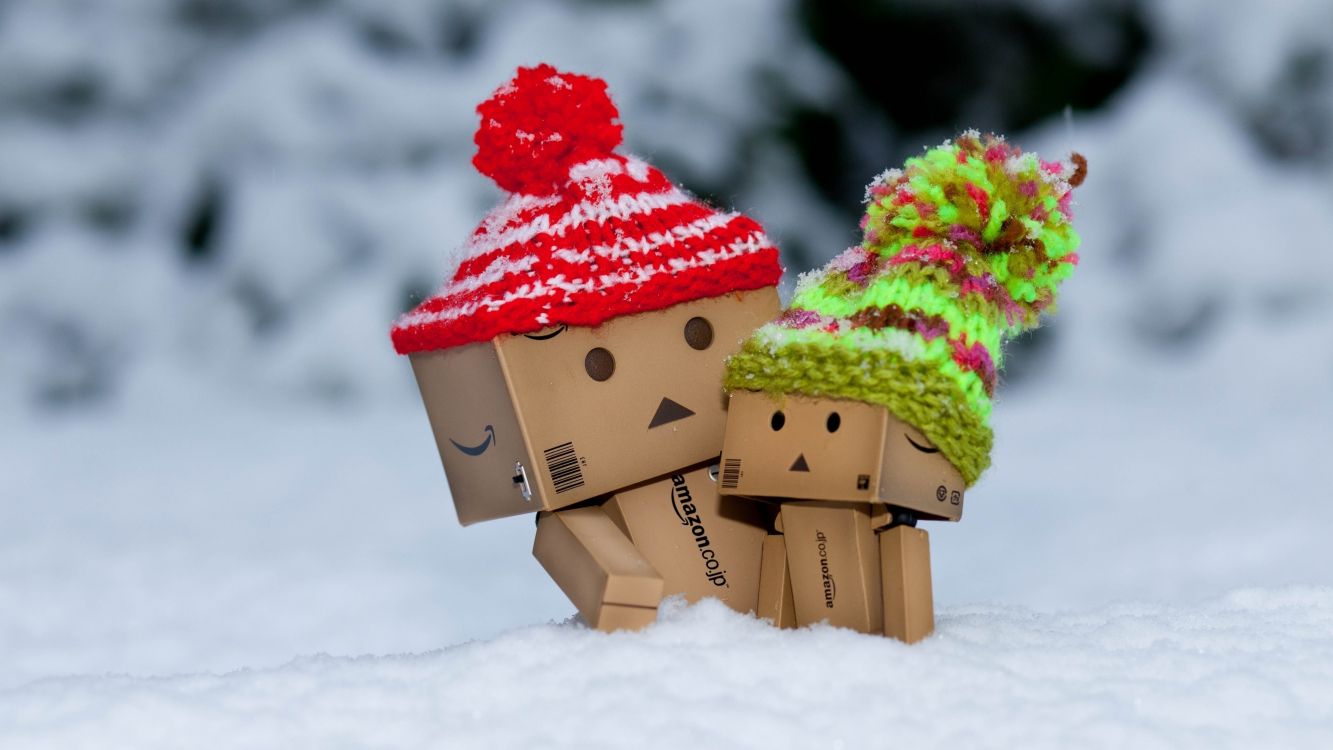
[392,65,784,631]
[721,132,1087,642]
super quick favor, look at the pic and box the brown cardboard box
[719,390,965,521]
[879,524,934,643]
[532,505,664,631]
[603,463,769,614]
[756,533,797,628]
[593,604,660,632]
[878,420,966,521]
[411,288,779,525]
[779,501,883,633]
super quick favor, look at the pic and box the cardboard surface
[532,506,664,630]
[720,391,965,521]
[593,603,659,632]
[869,504,892,531]
[779,502,883,633]
[413,288,779,525]
[879,525,935,643]
[878,412,966,521]
[756,534,797,629]
[719,391,887,503]
[604,464,769,613]
[411,343,536,526]
[499,289,778,510]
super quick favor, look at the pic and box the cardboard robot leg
[602,465,769,614]
[780,501,883,633]
[878,523,935,643]
[533,505,665,632]
[756,532,797,628]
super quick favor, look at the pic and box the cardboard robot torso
[532,465,777,628]
[778,500,883,633]
[718,390,965,521]
[603,463,770,614]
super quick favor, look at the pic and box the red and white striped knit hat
[390,64,782,355]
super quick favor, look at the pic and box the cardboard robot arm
[533,505,665,632]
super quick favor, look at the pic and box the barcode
[721,458,742,489]
[543,442,585,494]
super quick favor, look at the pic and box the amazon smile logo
[449,425,496,456]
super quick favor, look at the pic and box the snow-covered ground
[5,591,1332,749]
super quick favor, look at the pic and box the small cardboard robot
[720,132,1086,642]
[392,65,783,631]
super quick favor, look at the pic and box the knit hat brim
[724,326,993,486]
[393,220,779,354]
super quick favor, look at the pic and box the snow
[4,0,1333,745]
[4,367,1332,745]
[4,593,1331,749]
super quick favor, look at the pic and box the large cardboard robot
[721,133,1086,641]
[392,65,782,631]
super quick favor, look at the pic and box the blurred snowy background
[3,0,1332,745]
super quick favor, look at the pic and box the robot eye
[770,411,786,431]
[584,347,616,382]
[826,412,841,433]
[905,434,940,454]
[684,317,714,350]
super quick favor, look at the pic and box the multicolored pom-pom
[860,131,1085,333]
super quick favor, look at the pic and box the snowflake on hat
[391,64,782,355]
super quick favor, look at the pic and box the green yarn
[797,275,1002,346]
[724,339,994,486]
[983,200,1007,241]
[737,322,994,421]
[725,132,1085,487]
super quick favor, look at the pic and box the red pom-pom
[473,64,624,195]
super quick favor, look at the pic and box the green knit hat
[725,132,1086,486]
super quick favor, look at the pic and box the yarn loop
[472,63,624,194]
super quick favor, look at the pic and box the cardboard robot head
[394,65,782,524]
[718,390,965,521]
[414,289,778,524]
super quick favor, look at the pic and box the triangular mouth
[648,397,695,429]
[789,454,810,472]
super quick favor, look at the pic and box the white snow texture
[3,0,1333,747]
[6,592,1332,749]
